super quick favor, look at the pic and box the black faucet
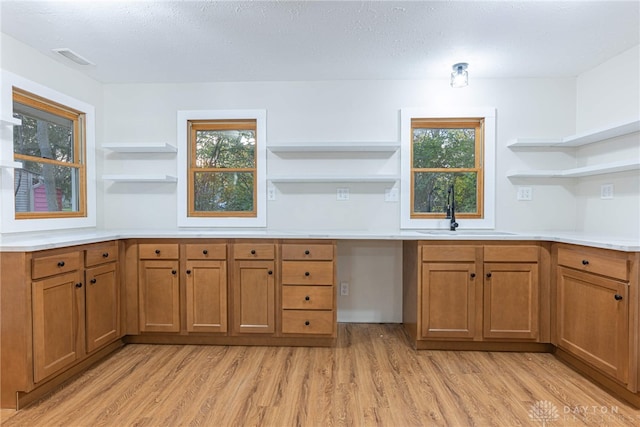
[446,184,459,231]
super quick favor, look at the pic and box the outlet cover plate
[601,184,614,199]
[517,187,533,201]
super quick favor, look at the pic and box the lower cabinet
[85,262,120,353]
[139,259,180,332]
[232,259,276,334]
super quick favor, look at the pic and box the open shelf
[102,143,177,153]
[102,174,177,183]
[508,119,640,148]
[268,142,399,153]
[268,174,400,183]
[507,159,640,179]
[1,117,22,126]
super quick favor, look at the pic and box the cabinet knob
[90,278,97,284]
[75,282,83,288]
[486,273,492,278]
[304,272,310,276]
[305,296,310,301]
[614,294,623,301]
[155,249,161,255]
[304,321,310,326]
[582,259,589,265]
[171,270,177,275]
[203,249,208,255]
[186,270,191,275]
[102,252,109,258]
[57,261,65,267]
[251,249,256,255]
[470,273,476,278]
[268,270,273,275]
[304,250,310,255]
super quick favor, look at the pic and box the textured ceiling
[1,0,639,84]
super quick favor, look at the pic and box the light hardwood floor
[2,323,640,426]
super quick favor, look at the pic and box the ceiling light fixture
[450,62,469,88]
[52,48,94,66]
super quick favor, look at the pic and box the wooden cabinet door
[139,260,180,332]
[32,270,84,383]
[557,267,629,384]
[85,263,120,353]
[186,260,227,333]
[233,260,275,334]
[483,262,539,340]
[421,262,479,339]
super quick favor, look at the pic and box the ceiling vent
[52,48,94,66]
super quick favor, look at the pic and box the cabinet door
[86,263,120,353]
[233,260,275,334]
[139,260,180,332]
[421,262,479,339]
[186,260,227,333]
[483,262,539,340]
[557,267,629,384]
[32,270,84,383]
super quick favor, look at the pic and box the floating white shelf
[1,117,22,126]
[268,175,400,183]
[102,174,177,183]
[268,142,399,153]
[507,119,640,148]
[102,143,177,153]
[0,160,23,169]
[507,159,640,179]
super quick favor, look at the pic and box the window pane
[13,102,74,162]
[412,128,475,168]
[195,129,255,168]
[14,161,80,213]
[194,171,254,212]
[414,172,477,214]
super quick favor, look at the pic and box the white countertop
[0,228,638,252]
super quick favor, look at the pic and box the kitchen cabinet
[138,244,180,332]
[555,244,631,387]
[231,242,276,335]
[280,241,337,337]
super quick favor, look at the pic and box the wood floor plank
[3,324,640,426]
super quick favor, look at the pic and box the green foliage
[195,130,255,168]
[194,172,254,212]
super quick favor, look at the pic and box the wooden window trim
[187,119,258,218]
[410,118,484,219]
[12,88,87,220]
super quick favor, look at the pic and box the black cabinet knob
[304,272,310,276]
[90,278,97,284]
[102,253,109,258]
[582,259,589,265]
[203,249,208,255]
[251,249,256,255]
[171,270,177,275]
[305,296,310,301]
[268,270,273,275]
[75,282,82,288]
[304,321,310,326]
[155,249,161,255]
[486,273,492,278]
[614,294,623,301]
[57,261,65,267]
[186,270,191,274]
[470,273,476,278]
[304,250,310,255]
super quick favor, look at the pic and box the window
[12,88,86,219]
[411,118,484,219]
[188,119,257,217]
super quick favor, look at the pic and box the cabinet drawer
[281,261,334,285]
[186,243,226,260]
[85,242,119,267]
[484,246,538,262]
[282,310,334,335]
[32,251,81,279]
[282,244,334,260]
[282,286,334,310]
[422,245,479,262]
[233,243,275,260]
[557,247,628,281]
[139,244,179,260]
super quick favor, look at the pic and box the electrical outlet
[517,187,533,201]
[340,282,349,296]
[601,184,614,199]
[267,184,276,200]
[385,187,399,202]
[337,188,350,201]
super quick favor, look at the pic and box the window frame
[400,107,496,230]
[1,70,96,233]
[410,117,485,219]
[177,109,267,228]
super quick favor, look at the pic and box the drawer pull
[90,278,97,284]
[486,273,492,278]
[304,321,310,326]
[186,270,191,275]
[155,249,161,255]
[102,252,109,258]
[203,249,208,255]
[171,270,177,275]
[268,270,273,275]
[470,273,476,278]
[75,282,83,288]
[305,296,310,301]
[57,261,65,267]
[304,271,310,276]
[251,249,256,255]
[614,294,623,301]
[582,259,589,265]
[304,250,310,255]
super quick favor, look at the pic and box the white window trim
[400,107,496,230]
[0,70,96,233]
[177,109,267,228]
